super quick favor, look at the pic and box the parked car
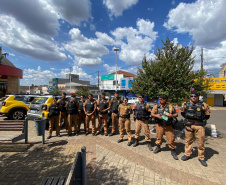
[0,94,37,120]
[128,97,138,105]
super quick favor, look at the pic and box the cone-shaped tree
[131,38,209,103]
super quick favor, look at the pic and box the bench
[40,146,87,185]
[0,117,28,144]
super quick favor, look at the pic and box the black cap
[53,97,58,100]
[71,94,76,98]
[62,92,66,95]
[102,92,106,95]
[190,90,199,96]
[159,95,167,100]
[139,94,144,98]
[115,91,119,94]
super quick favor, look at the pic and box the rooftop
[110,70,136,77]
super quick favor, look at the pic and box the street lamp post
[114,48,119,91]
[69,67,72,93]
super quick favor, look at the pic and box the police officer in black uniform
[66,94,79,136]
[133,94,153,151]
[58,92,69,131]
[181,90,210,167]
[109,91,123,136]
[47,97,61,139]
[78,95,86,133]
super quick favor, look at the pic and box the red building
[0,47,23,96]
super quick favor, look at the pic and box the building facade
[100,70,136,96]
[0,47,23,96]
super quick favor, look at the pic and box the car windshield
[14,96,26,101]
[31,97,48,104]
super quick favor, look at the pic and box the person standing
[151,95,178,160]
[133,94,153,151]
[118,98,133,146]
[109,91,123,136]
[180,90,210,167]
[78,95,86,133]
[47,97,61,139]
[66,94,79,136]
[83,94,97,136]
[96,92,111,136]
[58,92,69,131]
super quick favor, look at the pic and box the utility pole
[201,48,203,70]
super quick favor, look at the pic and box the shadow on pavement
[191,146,219,161]
[87,156,128,185]
[0,140,77,185]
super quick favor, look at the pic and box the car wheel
[9,109,26,120]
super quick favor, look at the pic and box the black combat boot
[198,159,207,167]
[181,155,190,161]
[153,145,161,153]
[133,139,139,147]
[171,149,178,160]
[147,142,153,151]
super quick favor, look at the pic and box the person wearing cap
[66,94,80,136]
[58,92,69,132]
[47,97,61,139]
[83,94,97,135]
[180,90,210,167]
[109,91,123,136]
[96,92,111,136]
[118,97,133,146]
[133,94,153,151]
[78,95,86,133]
[151,95,178,160]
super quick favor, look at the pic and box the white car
[128,97,138,104]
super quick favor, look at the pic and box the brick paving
[0,115,226,185]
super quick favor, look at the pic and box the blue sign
[121,80,126,88]
[128,80,133,87]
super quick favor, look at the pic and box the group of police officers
[47,90,210,167]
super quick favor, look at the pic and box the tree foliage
[131,38,210,103]
[75,86,90,98]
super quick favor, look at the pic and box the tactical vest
[185,100,205,121]
[67,101,78,115]
[155,104,170,124]
[79,100,85,111]
[85,100,95,111]
[99,99,108,114]
[49,103,60,117]
[111,97,120,113]
[59,98,68,112]
[135,102,149,120]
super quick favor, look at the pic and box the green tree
[49,90,60,95]
[132,38,210,104]
[75,86,90,98]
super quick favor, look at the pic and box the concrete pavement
[0,116,226,185]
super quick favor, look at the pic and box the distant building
[49,74,90,92]
[0,47,23,96]
[100,70,136,96]
[219,63,226,78]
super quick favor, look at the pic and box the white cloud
[103,0,139,18]
[164,0,226,47]
[50,0,91,25]
[111,19,158,65]
[0,15,66,61]
[21,65,92,85]
[64,28,109,66]
[0,0,59,37]
[103,64,121,74]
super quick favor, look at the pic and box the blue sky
[0,0,226,86]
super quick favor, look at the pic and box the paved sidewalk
[0,117,226,185]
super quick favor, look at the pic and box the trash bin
[34,118,46,136]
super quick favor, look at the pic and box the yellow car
[0,95,37,120]
[27,95,54,120]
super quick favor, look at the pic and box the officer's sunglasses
[190,95,197,98]
[124,100,128,102]
[138,97,143,98]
